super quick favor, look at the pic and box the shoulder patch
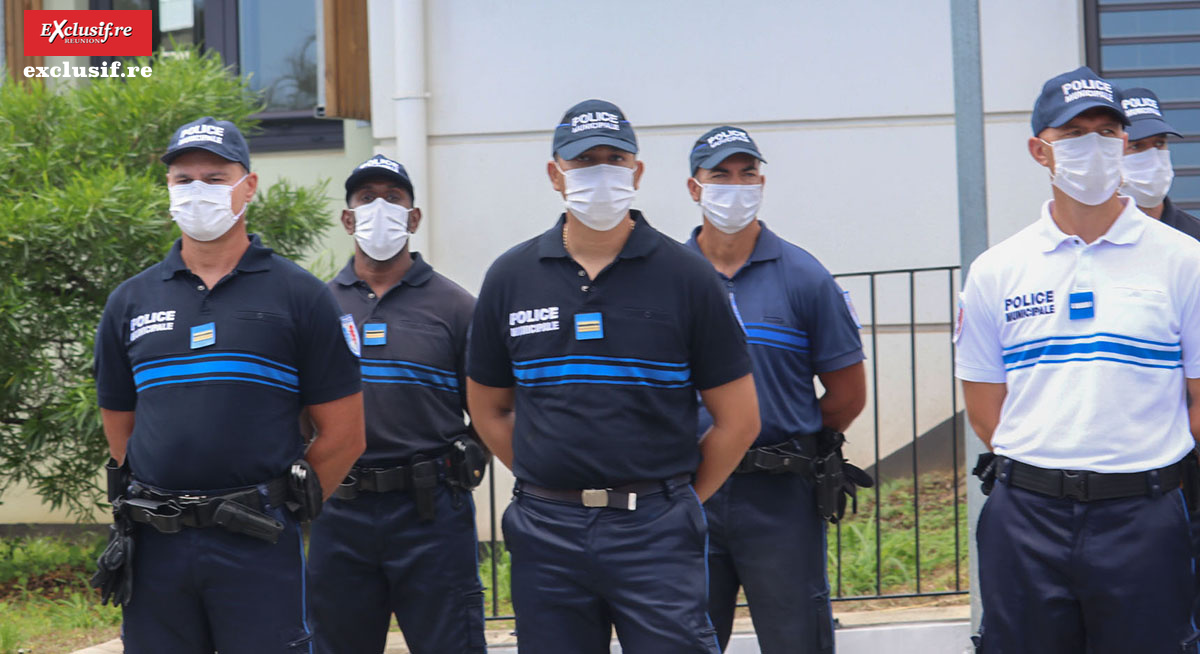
[842,289,862,329]
[954,293,965,344]
[339,314,361,357]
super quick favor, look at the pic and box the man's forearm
[304,393,366,500]
[474,414,515,470]
[819,394,861,433]
[305,432,364,500]
[100,409,135,465]
[694,425,754,502]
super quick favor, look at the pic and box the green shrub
[0,48,332,518]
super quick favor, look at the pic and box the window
[1085,0,1200,216]
[91,0,342,152]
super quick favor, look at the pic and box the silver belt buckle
[581,489,608,508]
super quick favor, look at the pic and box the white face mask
[694,181,763,234]
[1120,148,1173,209]
[352,197,411,261]
[169,175,249,242]
[558,163,636,231]
[1041,132,1124,206]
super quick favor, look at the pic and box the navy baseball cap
[1120,87,1181,141]
[1031,66,1129,136]
[161,116,251,171]
[552,99,638,160]
[690,126,766,175]
[344,155,414,204]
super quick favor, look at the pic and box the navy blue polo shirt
[328,253,475,464]
[467,211,752,490]
[94,235,361,492]
[1161,197,1200,242]
[685,223,864,445]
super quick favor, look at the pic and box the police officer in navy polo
[466,99,762,653]
[957,67,1200,653]
[306,155,486,653]
[93,117,365,653]
[684,127,867,653]
[1119,87,1200,240]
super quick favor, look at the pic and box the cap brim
[161,144,248,170]
[344,169,413,201]
[1047,101,1130,130]
[1127,117,1182,141]
[693,146,766,174]
[556,135,637,160]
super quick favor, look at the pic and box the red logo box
[24,10,152,57]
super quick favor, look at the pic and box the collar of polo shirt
[1035,197,1146,253]
[160,233,274,281]
[687,221,783,265]
[333,252,434,289]
[537,210,659,261]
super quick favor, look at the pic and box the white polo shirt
[955,198,1200,473]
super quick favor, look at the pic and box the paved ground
[72,606,970,653]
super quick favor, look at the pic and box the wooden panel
[5,0,44,83]
[322,0,370,120]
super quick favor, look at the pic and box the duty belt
[123,477,289,542]
[734,436,818,475]
[516,473,692,511]
[333,455,453,500]
[999,457,1185,502]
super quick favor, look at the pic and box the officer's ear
[1028,135,1053,170]
[240,171,258,203]
[407,208,422,235]
[547,158,566,194]
[341,208,356,235]
[687,176,703,203]
[632,160,645,191]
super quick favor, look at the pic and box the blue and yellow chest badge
[363,323,387,346]
[574,313,604,340]
[190,322,216,349]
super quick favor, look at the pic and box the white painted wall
[403,0,1084,292]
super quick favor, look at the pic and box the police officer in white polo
[956,66,1200,653]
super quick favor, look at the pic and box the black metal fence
[480,264,968,620]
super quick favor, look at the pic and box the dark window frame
[90,0,342,153]
[1085,0,1200,213]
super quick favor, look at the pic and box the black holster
[1182,449,1200,516]
[813,428,874,524]
[410,458,439,522]
[92,458,135,607]
[449,438,488,490]
[287,458,324,522]
[105,457,130,504]
[973,452,999,496]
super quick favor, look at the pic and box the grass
[828,470,970,604]
[0,531,122,654]
[3,472,968,650]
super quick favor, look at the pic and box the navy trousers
[705,472,833,654]
[121,495,312,653]
[306,484,486,654]
[502,480,720,654]
[977,475,1199,653]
